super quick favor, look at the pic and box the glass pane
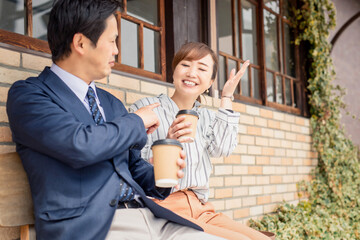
[282,0,291,19]
[264,0,279,13]
[144,28,160,73]
[276,75,283,104]
[264,10,279,71]
[218,55,226,91]
[217,0,233,55]
[252,68,260,99]
[0,0,25,35]
[121,19,139,68]
[266,71,274,102]
[241,0,258,64]
[241,63,250,97]
[127,0,157,25]
[285,78,292,106]
[235,0,240,58]
[228,59,239,95]
[284,23,296,77]
[293,82,298,108]
[33,0,52,40]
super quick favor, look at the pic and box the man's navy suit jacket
[6,67,202,240]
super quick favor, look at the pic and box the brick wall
[0,46,317,238]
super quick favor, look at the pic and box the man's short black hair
[48,0,120,63]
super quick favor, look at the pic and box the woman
[130,42,271,240]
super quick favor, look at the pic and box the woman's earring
[206,89,210,94]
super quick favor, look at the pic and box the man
[6,0,224,239]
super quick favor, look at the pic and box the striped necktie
[87,86,135,202]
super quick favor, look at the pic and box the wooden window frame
[262,0,301,114]
[217,0,304,115]
[0,0,167,81]
[115,0,166,81]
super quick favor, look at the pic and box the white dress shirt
[50,63,106,120]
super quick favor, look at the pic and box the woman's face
[172,54,214,98]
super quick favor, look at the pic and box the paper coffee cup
[151,139,183,188]
[176,110,199,142]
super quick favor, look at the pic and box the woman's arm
[205,108,240,158]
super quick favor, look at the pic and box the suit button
[109,199,117,207]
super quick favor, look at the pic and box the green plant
[249,0,360,239]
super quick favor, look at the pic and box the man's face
[84,15,118,81]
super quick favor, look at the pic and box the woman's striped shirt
[129,94,240,202]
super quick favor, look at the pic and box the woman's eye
[181,63,190,67]
[199,68,206,72]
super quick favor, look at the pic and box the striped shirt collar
[157,93,201,112]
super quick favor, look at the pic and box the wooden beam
[20,225,30,240]
[25,0,33,37]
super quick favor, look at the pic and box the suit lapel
[96,89,115,121]
[40,68,94,125]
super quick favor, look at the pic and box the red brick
[215,188,233,199]
[98,87,124,102]
[224,155,241,164]
[247,126,261,136]
[256,156,270,165]
[234,208,250,218]
[270,176,282,184]
[0,127,12,142]
[248,166,262,175]
[232,102,246,113]
[259,109,273,119]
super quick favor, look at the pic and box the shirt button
[109,199,117,207]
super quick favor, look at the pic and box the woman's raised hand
[221,60,250,97]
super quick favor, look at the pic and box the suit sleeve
[129,97,158,162]
[7,80,147,169]
[128,149,171,199]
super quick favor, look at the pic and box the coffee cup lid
[176,110,199,118]
[151,139,183,149]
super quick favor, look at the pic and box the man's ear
[72,33,86,55]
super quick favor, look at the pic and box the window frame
[115,0,166,81]
[216,0,304,115]
[0,0,167,81]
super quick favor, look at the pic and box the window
[0,0,51,52]
[116,0,166,80]
[216,0,304,114]
[0,0,166,81]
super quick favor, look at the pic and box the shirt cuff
[217,108,240,125]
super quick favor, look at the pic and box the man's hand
[176,150,186,178]
[134,103,160,134]
[174,150,186,190]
